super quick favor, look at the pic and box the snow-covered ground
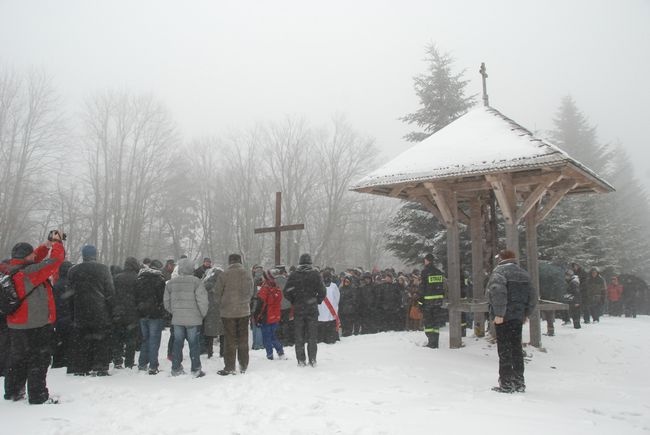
[3,316,649,434]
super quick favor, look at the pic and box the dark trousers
[423,304,443,348]
[359,314,377,335]
[278,309,294,346]
[581,292,592,322]
[590,301,603,322]
[569,306,582,328]
[294,312,318,363]
[222,317,249,372]
[200,335,214,357]
[0,320,10,377]
[70,325,111,374]
[111,322,138,367]
[495,319,524,389]
[339,312,356,337]
[51,324,73,370]
[317,320,338,344]
[4,325,53,404]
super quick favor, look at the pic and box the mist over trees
[0,65,396,270]
[3,45,649,279]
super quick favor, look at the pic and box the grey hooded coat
[164,259,209,326]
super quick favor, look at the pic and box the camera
[47,230,67,242]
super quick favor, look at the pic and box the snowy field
[2,316,649,435]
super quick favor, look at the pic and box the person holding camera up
[2,229,65,404]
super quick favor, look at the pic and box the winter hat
[299,253,312,265]
[150,259,163,269]
[228,253,242,264]
[81,245,97,260]
[11,242,34,259]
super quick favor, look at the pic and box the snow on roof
[352,106,611,191]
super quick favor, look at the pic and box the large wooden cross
[254,192,305,265]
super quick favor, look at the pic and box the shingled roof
[351,106,614,195]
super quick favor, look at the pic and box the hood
[297,264,313,273]
[124,256,141,272]
[177,258,195,275]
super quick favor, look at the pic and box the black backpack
[0,265,31,316]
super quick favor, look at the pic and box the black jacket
[67,259,115,328]
[112,257,140,325]
[338,283,358,316]
[134,267,167,319]
[53,261,73,329]
[487,259,536,322]
[283,264,326,317]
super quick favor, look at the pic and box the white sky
[1,0,649,180]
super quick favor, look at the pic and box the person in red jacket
[607,276,624,317]
[2,230,65,404]
[253,270,286,360]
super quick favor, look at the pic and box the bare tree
[81,90,177,264]
[0,66,62,253]
[263,117,315,265]
[309,115,377,265]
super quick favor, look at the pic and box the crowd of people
[0,232,645,404]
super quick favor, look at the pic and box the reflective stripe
[424,295,443,300]
[428,275,444,284]
[424,328,439,333]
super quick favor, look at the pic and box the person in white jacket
[318,270,340,344]
[164,258,209,378]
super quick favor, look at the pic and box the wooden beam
[412,195,445,224]
[536,180,577,224]
[424,182,454,226]
[515,174,562,223]
[389,185,404,198]
[486,174,516,224]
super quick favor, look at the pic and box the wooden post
[526,208,542,347]
[470,197,485,337]
[446,192,462,349]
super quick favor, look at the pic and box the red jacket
[607,283,623,302]
[257,280,283,324]
[4,242,65,328]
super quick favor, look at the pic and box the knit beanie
[11,242,34,259]
[81,244,97,261]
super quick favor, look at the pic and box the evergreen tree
[538,97,609,268]
[549,96,613,171]
[536,97,650,282]
[387,44,476,265]
[400,44,476,142]
[598,145,650,278]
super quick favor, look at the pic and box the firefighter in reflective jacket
[419,253,447,348]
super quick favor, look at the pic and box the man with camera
[2,229,65,404]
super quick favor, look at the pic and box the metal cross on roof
[480,62,489,107]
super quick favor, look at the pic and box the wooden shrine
[351,68,614,348]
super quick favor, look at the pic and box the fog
[1,0,648,173]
